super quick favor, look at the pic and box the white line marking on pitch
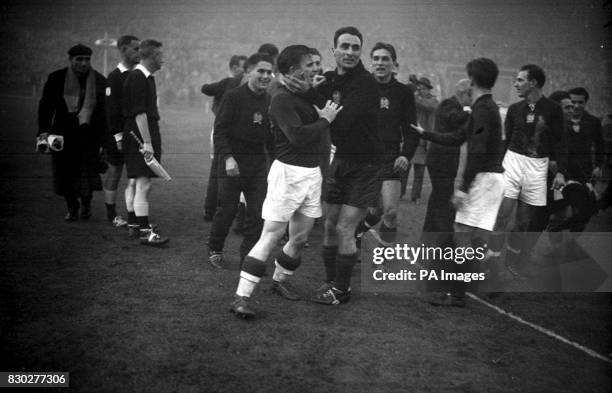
[467,292,612,364]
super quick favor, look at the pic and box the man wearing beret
[37,44,107,221]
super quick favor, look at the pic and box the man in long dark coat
[37,44,107,221]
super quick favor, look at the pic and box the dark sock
[356,212,381,236]
[365,212,381,227]
[335,253,358,292]
[488,233,505,253]
[127,211,137,225]
[105,203,116,221]
[65,197,79,213]
[322,245,338,283]
[506,247,521,267]
[137,216,149,229]
[81,196,92,209]
[379,221,397,244]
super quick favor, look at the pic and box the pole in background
[94,32,117,76]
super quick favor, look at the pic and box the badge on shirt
[380,97,390,109]
[526,113,535,123]
[105,87,111,97]
[572,124,580,133]
[253,112,263,125]
[332,91,341,105]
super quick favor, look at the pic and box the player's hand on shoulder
[315,100,343,124]
[225,156,240,177]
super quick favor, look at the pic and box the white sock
[272,260,294,283]
[236,271,260,298]
[133,201,149,217]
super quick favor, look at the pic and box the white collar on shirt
[117,62,129,73]
[135,63,152,78]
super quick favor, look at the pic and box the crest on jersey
[105,87,111,97]
[380,97,390,109]
[253,112,263,124]
[332,91,341,105]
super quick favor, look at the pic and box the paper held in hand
[129,131,172,181]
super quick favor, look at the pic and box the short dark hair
[139,39,162,59]
[257,43,279,57]
[568,87,589,102]
[548,90,570,104]
[333,26,363,47]
[466,57,498,90]
[117,35,139,49]
[520,64,546,89]
[370,42,397,62]
[229,55,247,69]
[277,45,311,75]
[246,52,274,70]
[309,47,321,57]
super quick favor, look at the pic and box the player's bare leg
[125,178,137,236]
[247,220,287,262]
[313,204,366,305]
[379,179,401,245]
[488,196,517,274]
[320,202,341,286]
[134,176,167,246]
[233,214,316,317]
[103,162,128,227]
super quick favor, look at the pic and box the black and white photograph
[1,0,611,392]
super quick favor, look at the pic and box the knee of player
[260,229,285,246]
[289,232,309,247]
[335,222,355,239]
[382,207,398,223]
[106,177,120,190]
[135,179,151,192]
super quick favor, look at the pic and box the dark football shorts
[124,126,162,179]
[324,157,382,208]
[378,152,406,181]
[105,134,125,166]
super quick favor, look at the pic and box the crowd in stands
[1,1,609,116]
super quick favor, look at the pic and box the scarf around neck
[63,67,96,125]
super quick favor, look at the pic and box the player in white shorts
[414,58,505,307]
[230,45,342,319]
[455,172,505,231]
[488,64,567,276]
[502,149,549,206]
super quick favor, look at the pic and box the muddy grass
[1,99,610,393]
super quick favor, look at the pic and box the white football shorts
[455,172,505,231]
[502,149,549,206]
[262,160,322,222]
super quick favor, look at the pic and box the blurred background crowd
[1,0,610,116]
